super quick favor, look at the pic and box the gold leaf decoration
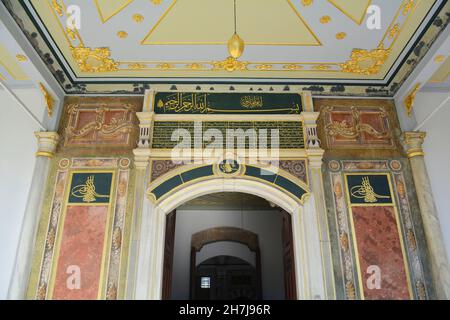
[151,0,163,4]
[403,0,415,16]
[320,15,331,24]
[301,0,313,6]
[186,63,204,70]
[340,46,391,75]
[52,0,63,16]
[255,64,273,70]
[404,83,421,117]
[132,14,144,23]
[336,32,347,40]
[16,54,28,62]
[117,31,128,39]
[283,64,303,70]
[212,57,248,72]
[388,24,400,39]
[128,63,146,69]
[70,45,119,73]
[39,83,54,117]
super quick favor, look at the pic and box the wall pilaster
[402,131,450,299]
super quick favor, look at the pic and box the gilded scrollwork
[323,106,391,140]
[70,45,119,73]
[340,46,391,75]
[65,104,134,140]
[213,57,248,72]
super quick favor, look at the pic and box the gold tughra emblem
[350,176,390,203]
[71,175,110,203]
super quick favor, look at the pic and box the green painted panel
[155,92,302,114]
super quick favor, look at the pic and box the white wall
[413,91,450,258]
[0,88,43,299]
[171,209,285,300]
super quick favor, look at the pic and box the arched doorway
[161,195,297,300]
[134,177,328,300]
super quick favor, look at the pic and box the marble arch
[132,174,333,300]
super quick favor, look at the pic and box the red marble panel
[359,112,389,144]
[52,205,108,300]
[65,106,135,147]
[329,111,358,143]
[352,206,410,300]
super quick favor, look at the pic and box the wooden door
[161,210,176,300]
[281,210,297,300]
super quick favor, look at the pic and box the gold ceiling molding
[404,83,421,117]
[39,83,55,117]
[16,54,28,62]
[94,0,134,23]
[51,0,63,16]
[70,45,119,72]
[141,0,322,46]
[212,57,248,72]
[32,0,427,79]
[434,55,446,63]
[327,0,372,25]
[340,46,391,75]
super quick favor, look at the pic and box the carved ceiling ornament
[212,56,249,72]
[404,83,421,117]
[39,83,55,117]
[340,45,391,75]
[70,45,119,73]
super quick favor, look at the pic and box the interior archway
[135,176,327,300]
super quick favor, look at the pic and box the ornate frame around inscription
[327,159,428,300]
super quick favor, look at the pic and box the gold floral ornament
[213,57,248,72]
[336,32,346,40]
[132,14,144,23]
[117,31,128,39]
[151,0,163,4]
[404,83,421,117]
[388,24,400,39]
[128,63,146,69]
[340,46,391,75]
[39,83,54,117]
[320,15,331,24]
[301,0,313,6]
[16,54,28,62]
[283,64,303,70]
[70,45,119,73]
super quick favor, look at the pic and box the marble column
[402,131,450,299]
[125,111,154,299]
[301,110,336,300]
[8,132,59,299]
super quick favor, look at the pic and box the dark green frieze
[154,92,302,114]
[152,121,305,149]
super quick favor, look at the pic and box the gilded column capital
[401,131,426,159]
[34,131,59,158]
